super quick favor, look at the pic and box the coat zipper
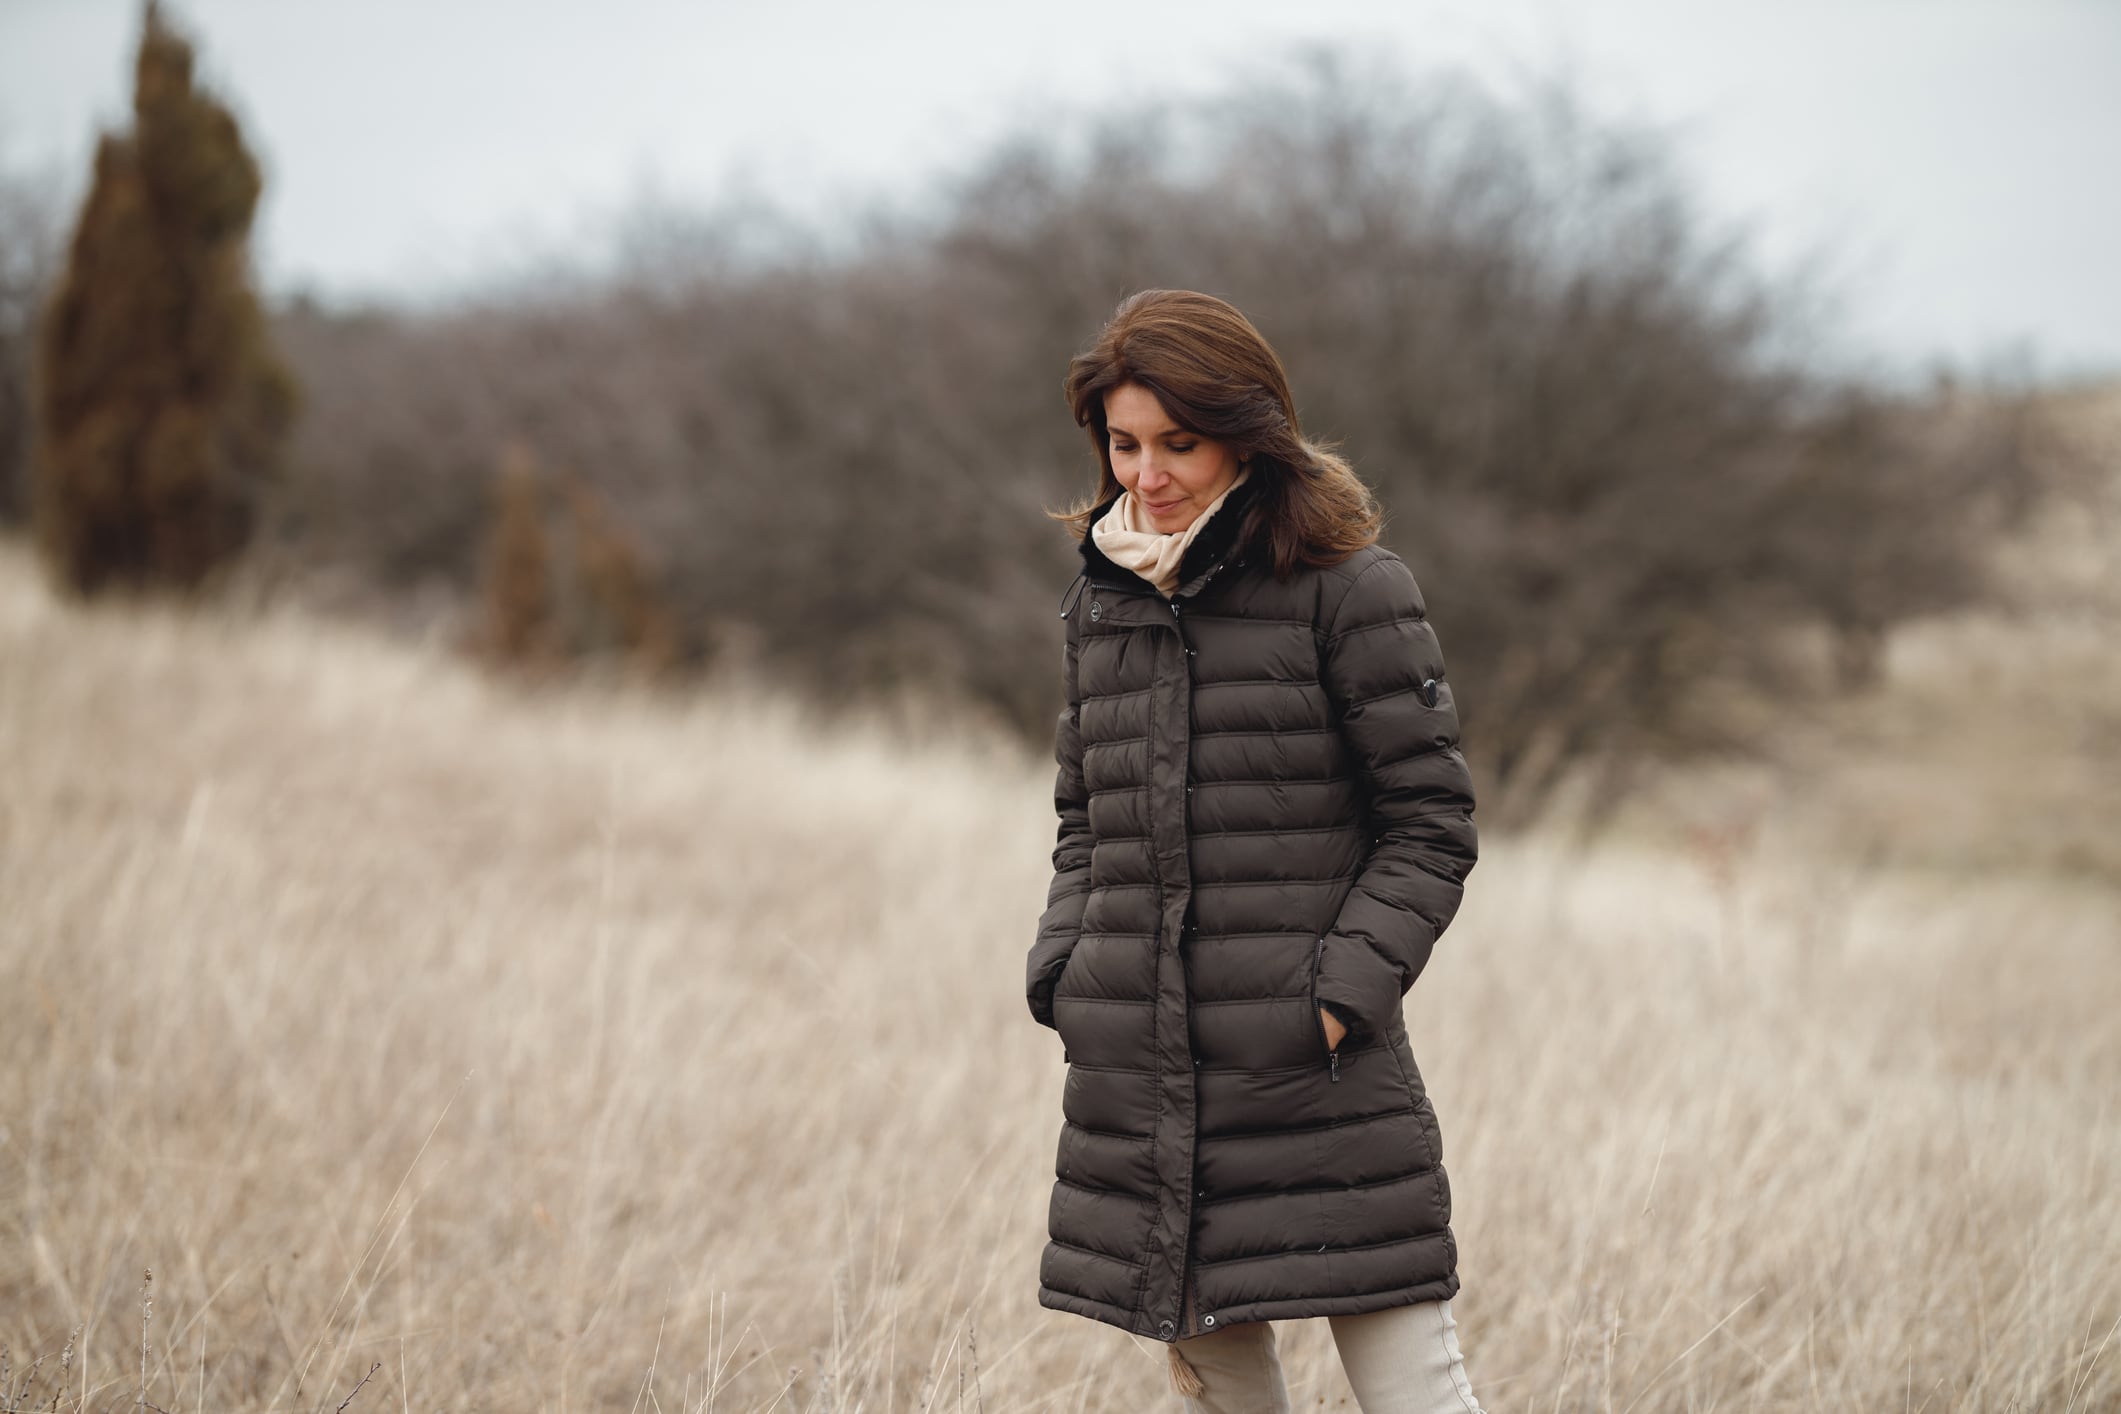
[1117,549,1234,1342]
[1311,937,1340,1082]
[1160,870,1201,1339]
[1164,612,1197,1341]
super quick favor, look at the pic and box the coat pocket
[1056,962,1077,1059]
[1309,937,1340,1083]
[1053,945,1090,1063]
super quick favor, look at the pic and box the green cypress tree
[31,0,296,596]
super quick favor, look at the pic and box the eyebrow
[1106,423,1191,439]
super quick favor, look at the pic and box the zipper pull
[1329,1048,1340,1083]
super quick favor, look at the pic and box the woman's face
[1104,382,1244,534]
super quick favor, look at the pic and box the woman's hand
[1318,1007,1347,1052]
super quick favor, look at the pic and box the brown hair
[1051,288,1380,575]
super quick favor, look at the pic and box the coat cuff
[1026,952,1068,1030]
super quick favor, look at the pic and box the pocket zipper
[1310,937,1340,1083]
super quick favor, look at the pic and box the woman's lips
[1144,497,1183,512]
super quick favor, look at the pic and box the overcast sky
[3,0,2116,382]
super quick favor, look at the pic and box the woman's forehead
[1104,382,1181,435]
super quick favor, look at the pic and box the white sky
[3,0,2117,381]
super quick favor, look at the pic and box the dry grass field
[2,523,2117,1412]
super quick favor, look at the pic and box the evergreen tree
[31,0,296,595]
[479,443,556,669]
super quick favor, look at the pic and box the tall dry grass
[1,538,2115,1411]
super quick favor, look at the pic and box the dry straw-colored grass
[2,539,2116,1412]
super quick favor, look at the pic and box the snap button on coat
[1026,475,1479,1343]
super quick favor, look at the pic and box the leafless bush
[258,46,2089,823]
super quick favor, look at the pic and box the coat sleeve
[1312,552,1479,1054]
[1026,616,1095,1029]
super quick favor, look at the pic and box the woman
[1025,289,1485,1413]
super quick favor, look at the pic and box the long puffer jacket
[1025,471,1479,1345]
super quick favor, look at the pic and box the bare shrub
[260,46,2086,823]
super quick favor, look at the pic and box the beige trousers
[1166,1283,1485,1414]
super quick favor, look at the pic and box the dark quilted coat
[1024,472,1479,1345]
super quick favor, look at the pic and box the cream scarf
[1090,465,1252,597]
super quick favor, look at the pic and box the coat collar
[1060,473,1263,620]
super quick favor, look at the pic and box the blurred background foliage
[0,12,2107,830]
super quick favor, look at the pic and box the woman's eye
[1170,443,1196,453]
